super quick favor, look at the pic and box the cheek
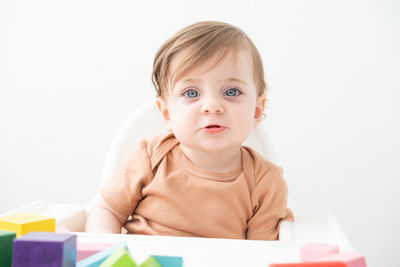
[234,102,255,119]
[169,106,194,128]
[234,104,257,129]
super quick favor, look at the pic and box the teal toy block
[99,247,136,267]
[153,255,183,267]
[0,230,16,267]
[77,242,128,267]
[139,256,161,267]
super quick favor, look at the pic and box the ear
[155,96,173,132]
[253,94,266,129]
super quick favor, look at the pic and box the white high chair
[87,98,279,212]
[1,99,354,263]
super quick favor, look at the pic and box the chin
[198,142,241,153]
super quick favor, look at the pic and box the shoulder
[118,133,175,167]
[120,133,177,172]
[242,146,286,189]
[144,132,178,159]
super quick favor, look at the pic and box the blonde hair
[152,21,266,98]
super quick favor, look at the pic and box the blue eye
[184,89,199,98]
[224,88,241,97]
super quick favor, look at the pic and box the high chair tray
[1,201,354,266]
[76,226,351,267]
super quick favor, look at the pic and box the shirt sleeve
[246,164,294,240]
[100,139,154,217]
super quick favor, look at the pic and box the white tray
[2,201,354,266]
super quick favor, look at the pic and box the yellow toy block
[0,213,55,237]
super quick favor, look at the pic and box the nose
[200,99,224,114]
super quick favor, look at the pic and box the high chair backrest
[87,98,277,211]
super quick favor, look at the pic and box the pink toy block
[318,251,367,267]
[300,242,340,262]
[269,263,346,267]
[77,242,116,261]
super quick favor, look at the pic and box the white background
[1,1,399,266]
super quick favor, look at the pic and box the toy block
[0,213,55,237]
[12,231,76,267]
[77,242,116,261]
[152,255,183,267]
[99,246,137,267]
[0,230,16,267]
[77,242,128,267]
[139,256,161,267]
[318,251,367,267]
[269,262,346,267]
[300,242,340,262]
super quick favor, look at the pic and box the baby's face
[156,48,265,154]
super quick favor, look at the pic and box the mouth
[202,124,226,134]
[206,124,221,128]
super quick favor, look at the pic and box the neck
[179,144,242,173]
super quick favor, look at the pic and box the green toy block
[139,256,161,267]
[153,255,183,267]
[99,247,137,267]
[0,230,16,267]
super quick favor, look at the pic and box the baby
[86,21,293,240]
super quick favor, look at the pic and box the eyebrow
[225,78,247,85]
[180,77,247,85]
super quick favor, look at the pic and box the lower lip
[202,126,226,134]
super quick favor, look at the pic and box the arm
[246,165,294,240]
[85,139,155,233]
[85,196,129,234]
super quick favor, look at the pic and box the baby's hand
[85,197,127,234]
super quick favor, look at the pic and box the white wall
[1,0,399,266]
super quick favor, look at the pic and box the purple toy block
[12,231,76,267]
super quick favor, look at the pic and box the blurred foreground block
[153,255,183,267]
[318,251,366,267]
[0,201,86,232]
[0,213,55,237]
[0,230,16,267]
[77,242,128,267]
[269,262,346,267]
[99,247,136,267]
[139,256,161,267]
[77,242,115,261]
[12,231,76,267]
[300,242,339,262]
